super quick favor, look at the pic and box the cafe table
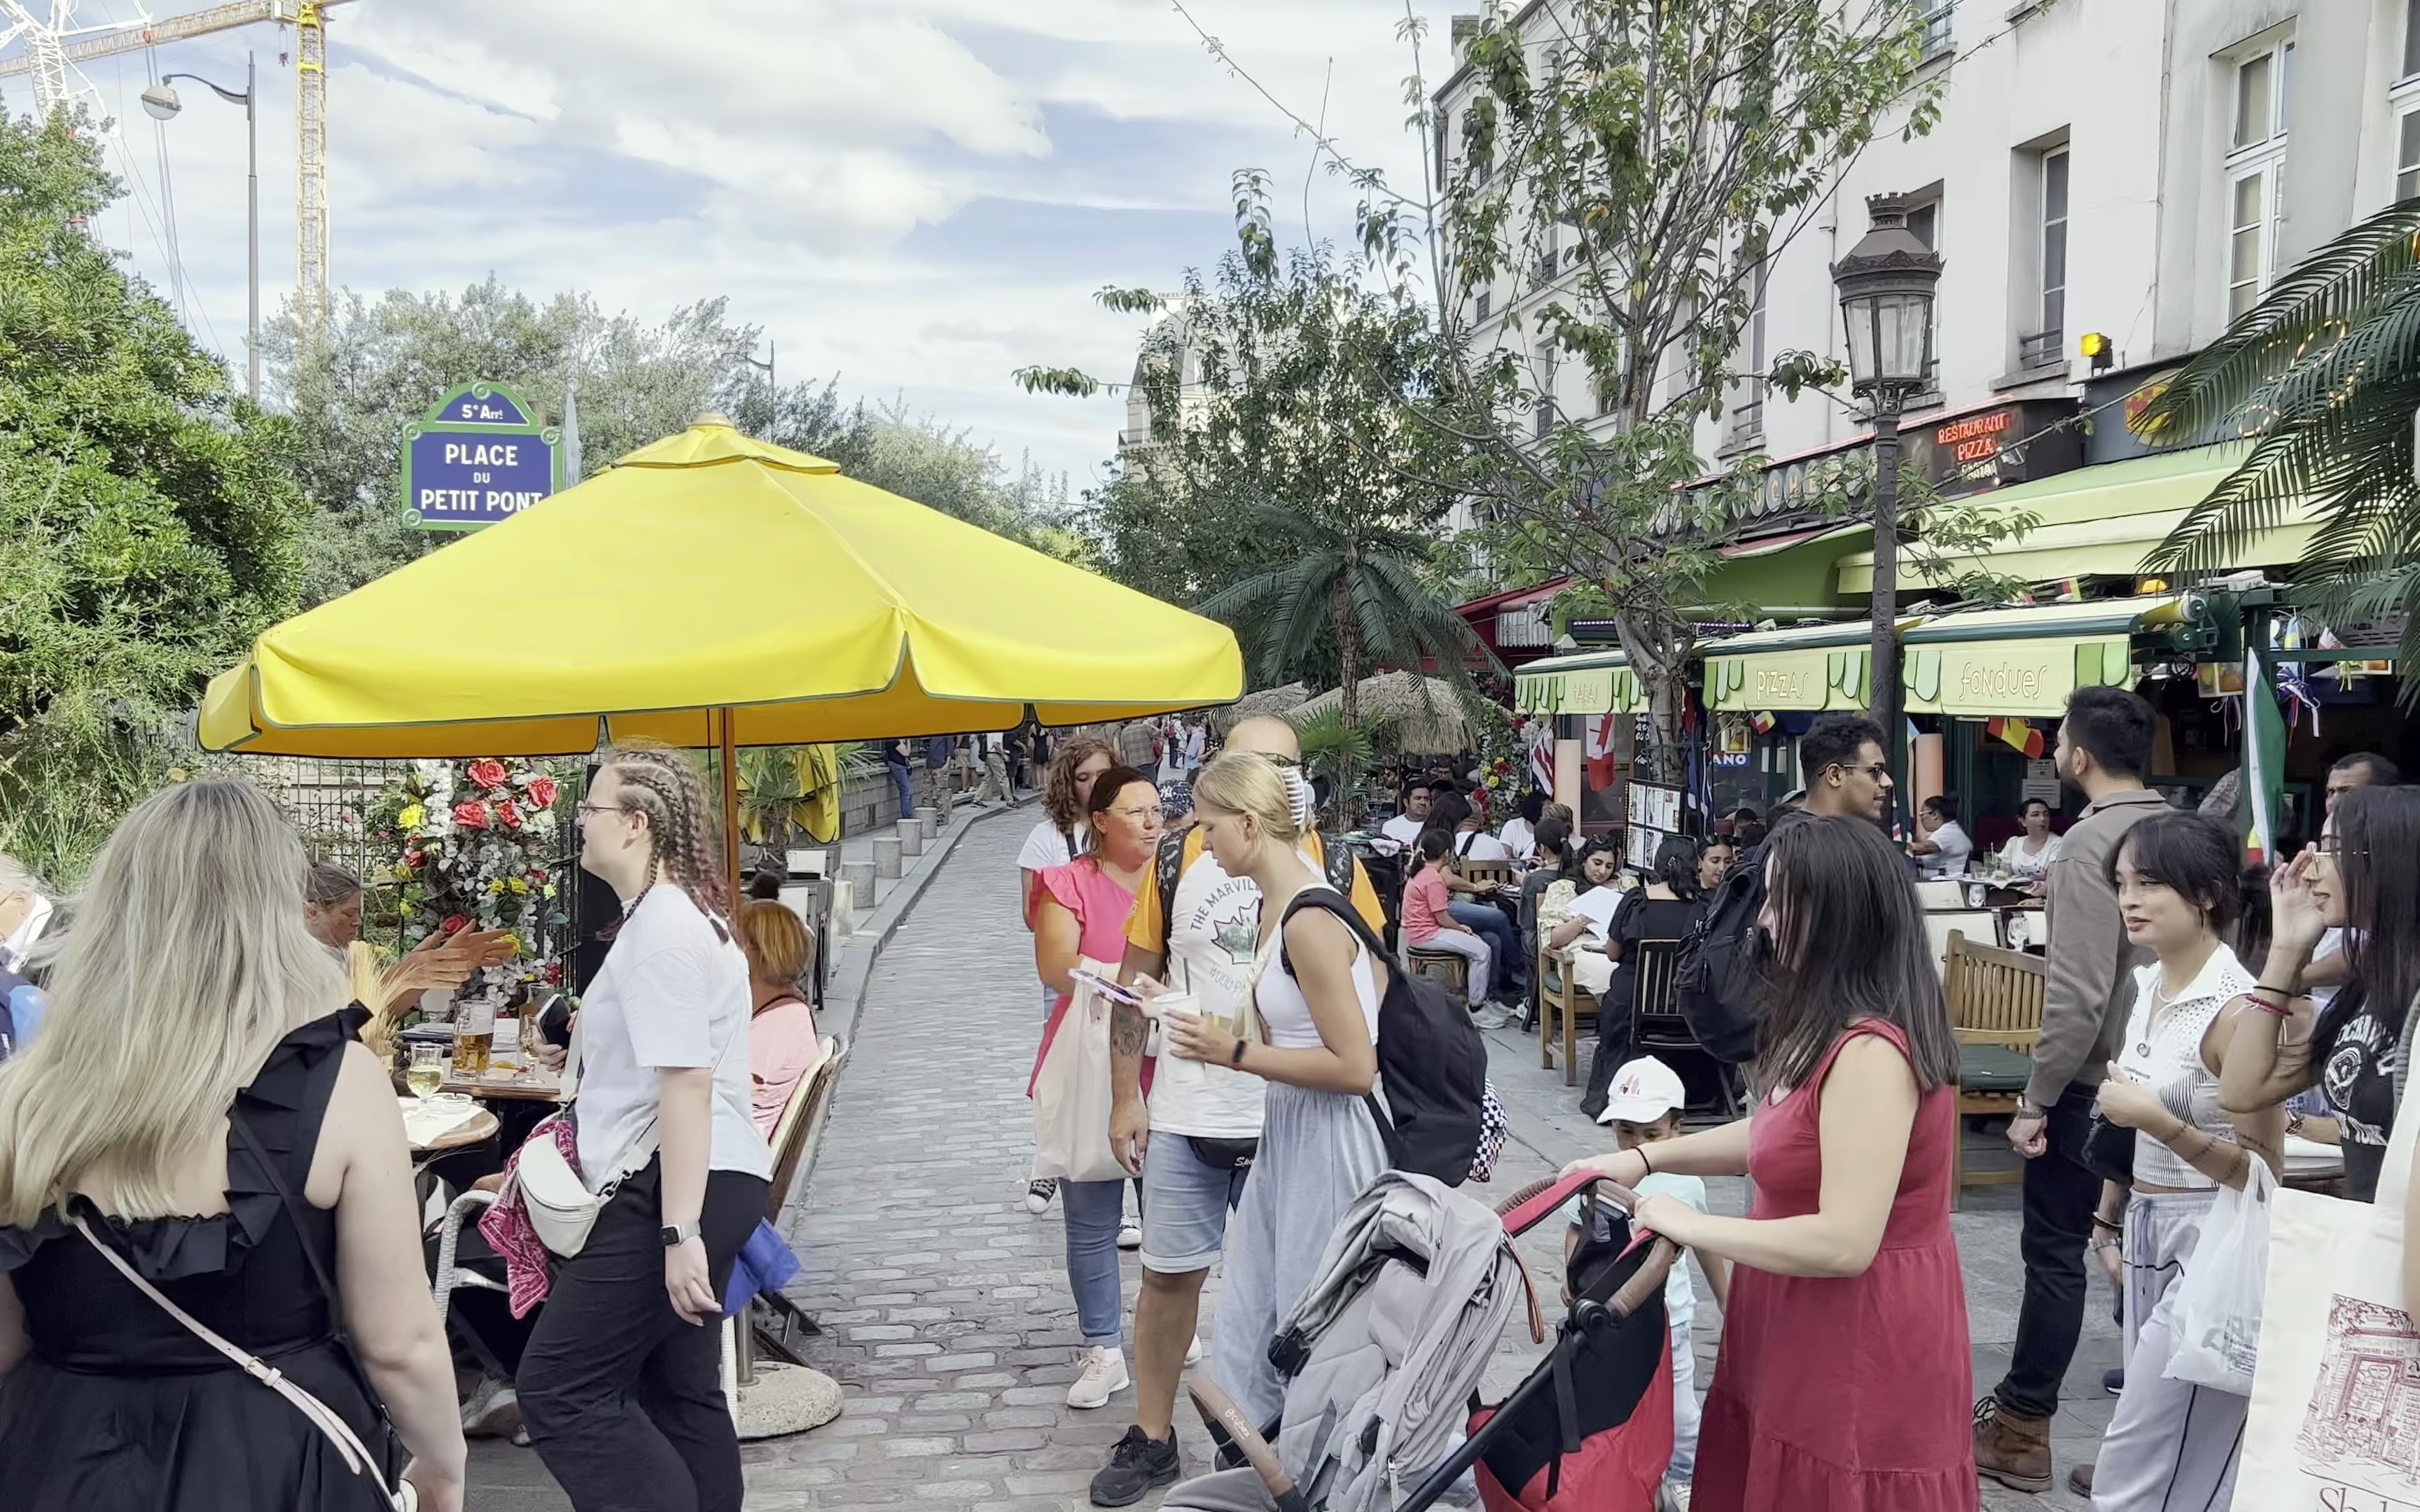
[440,1060,567,1102]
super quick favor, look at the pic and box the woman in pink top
[1400,827,1492,1002]
[739,900,823,1142]
[1030,764,1162,1411]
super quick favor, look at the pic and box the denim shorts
[1139,1126,1251,1275]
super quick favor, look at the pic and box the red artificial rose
[403,849,424,868]
[526,775,559,808]
[543,959,564,986]
[496,800,525,831]
[440,915,471,936]
[452,800,490,830]
[466,758,508,791]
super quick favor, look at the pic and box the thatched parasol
[1286,671,1475,755]
[1207,682,1312,736]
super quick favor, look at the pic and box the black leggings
[518,1158,768,1512]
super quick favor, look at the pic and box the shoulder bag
[2237,1012,2420,1508]
[514,1003,746,1258]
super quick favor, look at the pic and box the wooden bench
[1538,941,1598,1086]
[1942,931,2045,1209]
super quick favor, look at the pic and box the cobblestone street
[735,809,2118,1510]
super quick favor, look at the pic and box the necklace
[2134,980,2176,1060]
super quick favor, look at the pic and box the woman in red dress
[1566,816,1977,1511]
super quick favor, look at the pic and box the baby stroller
[1166,1168,1678,1512]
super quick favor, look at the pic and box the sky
[36,0,1463,495]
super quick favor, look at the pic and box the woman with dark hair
[1910,793,1973,878]
[1563,816,1975,1511]
[2080,811,2279,1511]
[1996,797,2062,881]
[1578,834,1704,1120]
[1018,736,1119,1217]
[1516,816,1577,1028]
[1536,836,1624,999]
[2224,784,2420,1208]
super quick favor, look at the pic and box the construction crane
[0,0,354,352]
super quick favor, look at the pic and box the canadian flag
[1584,714,1622,792]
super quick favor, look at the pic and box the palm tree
[1194,503,1487,728]
[2140,201,2420,667]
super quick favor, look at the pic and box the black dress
[0,1009,398,1511]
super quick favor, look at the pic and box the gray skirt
[1209,1079,1390,1429]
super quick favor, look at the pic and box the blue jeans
[1059,1177,1127,1348]
[884,760,914,820]
[1449,901,1522,995]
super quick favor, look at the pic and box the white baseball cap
[1597,1056,1688,1126]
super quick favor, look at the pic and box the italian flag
[2244,646,2285,867]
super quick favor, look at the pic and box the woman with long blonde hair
[0,780,466,1511]
[515,744,771,1512]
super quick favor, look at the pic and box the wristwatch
[2014,1096,2041,1119]
[660,1220,702,1247]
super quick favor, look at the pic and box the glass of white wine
[405,1043,445,1100]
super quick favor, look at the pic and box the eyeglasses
[2316,836,2365,858]
[1829,762,1892,782]
[575,802,623,818]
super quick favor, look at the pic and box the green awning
[1700,619,1921,712]
[1514,648,1644,715]
[1900,594,2199,715]
[1834,444,2316,593]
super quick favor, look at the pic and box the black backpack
[1674,846,1766,1066]
[1276,888,1488,1186]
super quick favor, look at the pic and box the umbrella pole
[719,706,742,909]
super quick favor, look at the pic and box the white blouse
[2114,944,2255,1191]
[1998,833,2062,878]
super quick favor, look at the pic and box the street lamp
[1831,192,1942,824]
[141,57,258,404]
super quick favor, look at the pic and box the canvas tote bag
[2237,1068,2420,1508]
[1030,958,1127,1184]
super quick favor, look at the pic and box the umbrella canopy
[1206,682,1311,736]
[1286,671,1475,755]
[200,418,1242,757]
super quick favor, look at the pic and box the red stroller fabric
[1470,1341,1671,1511]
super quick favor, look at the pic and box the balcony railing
[2017,328,2064,369]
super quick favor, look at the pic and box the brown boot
[1973,1398,2053,1493]
[2068,1462,2096,1495]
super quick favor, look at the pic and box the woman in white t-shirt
[1996,797,2062,880]
[1160,752,1386,1429]
[1909,794,1974,878]
[517,746,772,1512]
[1021,736,1117,944]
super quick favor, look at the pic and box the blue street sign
[401,382,563,531]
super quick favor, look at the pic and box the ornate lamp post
[1831,194,1942,821]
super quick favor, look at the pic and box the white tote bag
[1030,958,1127,1184]
[2238,1072,2420,1507]
[2164,1152,2274,1395]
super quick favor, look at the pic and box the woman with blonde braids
[515,745,770,1512]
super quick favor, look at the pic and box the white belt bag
[514,1008,744,1258]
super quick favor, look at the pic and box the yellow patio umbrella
[200,415,1242,880]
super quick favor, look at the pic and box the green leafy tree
[1023,174,1488,723]
[0,111,309,882]
[1410,0,1943,770]
[2139,202,2420,672]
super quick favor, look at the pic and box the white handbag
[2237,1062,2420,1506]
[1029,958,1129,1185]
[513,1005,743,1258]
[74,1215,417,1511]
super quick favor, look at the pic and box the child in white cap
[1568,1055,1729,1510]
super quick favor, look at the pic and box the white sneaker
[1117,1217,1142,1250]
[460,1376,520,1438]
[1024,1177,1057,1214]
[1185,1334,1204,1366]
[1067,1345,1129,1408]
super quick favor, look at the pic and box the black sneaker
[2104,1367,2125,1395]
[1090,1424,1179,1506]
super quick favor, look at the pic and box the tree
[2139,202,2420,674]
[0,110,310,883]
[1022,175,1487,723]
[1412,1,1942,771]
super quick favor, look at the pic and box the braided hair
[595,743,732,928]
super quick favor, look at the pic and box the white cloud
[67,0,1462,484]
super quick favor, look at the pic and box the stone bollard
[872,834,903,880]
[917,809,938,844]
[841,861,877,912]
[898,821,924,860]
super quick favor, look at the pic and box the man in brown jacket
[1975,685,2168,1493]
